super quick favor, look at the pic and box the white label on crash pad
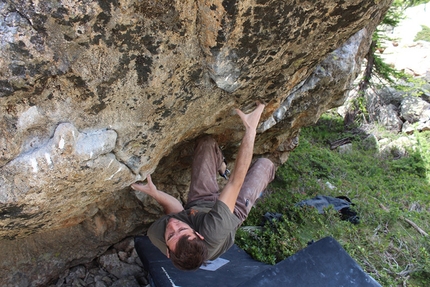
[199,258,230,271]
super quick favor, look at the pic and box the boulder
[400,96,430,124]
[378,103,403,132]
[0,0,392,285]
[98,251,143,279]
[378,136,418,159]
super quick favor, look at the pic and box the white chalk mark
[106,167,122,180]
[45,153,52,166]
[30,158,38,173]
[59,137,65,149]
[107,159,114,168]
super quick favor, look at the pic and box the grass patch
[236,113,430,286]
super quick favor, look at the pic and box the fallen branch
[328,138,352,150]
[379,204,428,237]
[379,203,389,212]
[403,218,428,237]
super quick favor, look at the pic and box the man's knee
[256,157,274,167]
[254,158,276,180]
[195,136,216,148]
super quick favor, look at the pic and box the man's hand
[131,174,157,197]
[235,101,265,131]
[131,174,184,215]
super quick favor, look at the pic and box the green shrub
[415,25,430,42]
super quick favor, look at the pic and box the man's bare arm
[131,174,184,214]
[218,102,265,212]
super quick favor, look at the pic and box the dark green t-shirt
[147,200,241,260]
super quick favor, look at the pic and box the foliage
[395,0,430,7]
[415,25,430,42]
[357,1,428,89]
[342,0,430,126]
[371,1,430,87]
[236,113,430,286]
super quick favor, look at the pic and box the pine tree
[343,0,430,127]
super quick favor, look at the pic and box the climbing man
[131,102,275,270]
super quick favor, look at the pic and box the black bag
[296,195,360,224]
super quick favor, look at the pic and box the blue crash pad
[134,235,270,287]
[134,236,381,287]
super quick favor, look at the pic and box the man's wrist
[244,128,257,138]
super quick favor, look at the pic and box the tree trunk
[344,40,377,128]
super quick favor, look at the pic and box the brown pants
[185,136,275,223]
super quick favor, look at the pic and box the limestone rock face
[0,0,391,285]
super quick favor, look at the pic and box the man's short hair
[169,234,208,270]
